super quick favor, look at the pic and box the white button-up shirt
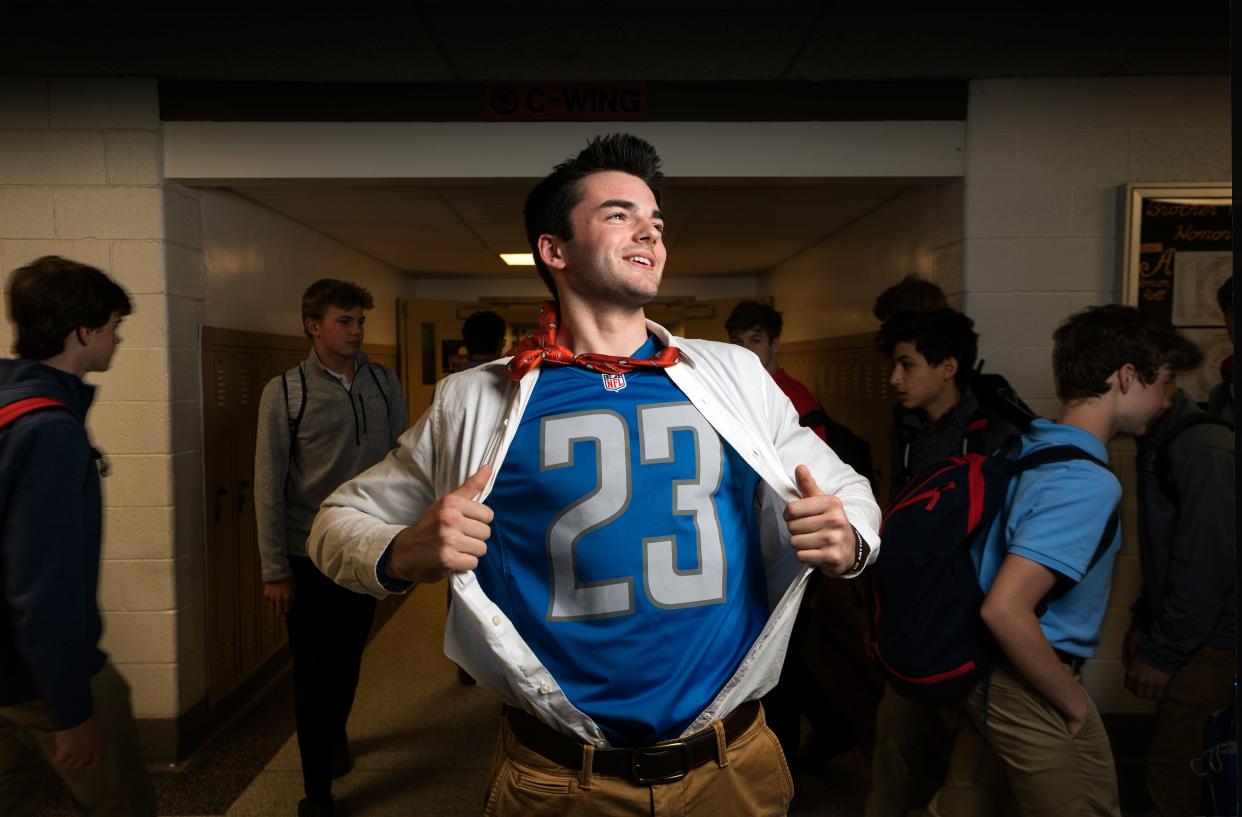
[309,320,881,747]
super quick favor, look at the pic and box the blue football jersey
[479,336,767,745]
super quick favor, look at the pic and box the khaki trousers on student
[864,683,958,817]
[927,661,1120,817]
[1147,646,1236,817]
[0,661,156,817]
[482,705,794,817]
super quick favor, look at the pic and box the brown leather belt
[503,699,761,785]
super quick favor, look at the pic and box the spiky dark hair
[523,133,664,298]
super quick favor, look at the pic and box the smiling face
[306,305,366,365]
[540,170,666,309]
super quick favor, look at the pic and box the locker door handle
[214,486,228,523]
[238,479,250,514]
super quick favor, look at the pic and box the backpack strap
[281,364,308,448]
[1012,444,1107,473]
[1154,413,1233,507]
[0,397,69,429]
[364,362,391,418]
[1010,445,1118,614]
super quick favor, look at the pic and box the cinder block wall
[0,77,208,758]
[962,75,1232,712]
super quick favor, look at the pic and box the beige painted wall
[200,189,417,344]
[758,182,964,342]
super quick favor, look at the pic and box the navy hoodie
[0,358,106,729]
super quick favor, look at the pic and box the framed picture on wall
[1121,183,1233,400]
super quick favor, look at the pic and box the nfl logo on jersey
[601,372,627,392]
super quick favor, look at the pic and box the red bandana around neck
[505,301,682,381]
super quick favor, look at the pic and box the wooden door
[398,298,479,420]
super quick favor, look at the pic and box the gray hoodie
[254,349,408,582]
[1132,390,1235,671]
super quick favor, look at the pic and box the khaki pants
[0,661,156,817]
[865,683,959,817]
[1147,646,1236,817]
[482,705,794,817]
[928,661,1119,817]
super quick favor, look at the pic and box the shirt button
[491,615,501,626]
[502,418,509,426]
[539,683,552,695]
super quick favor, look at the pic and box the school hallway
[37,582,870,816]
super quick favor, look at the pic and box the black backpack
[971,361,1039,434]
[872,445,1118,703]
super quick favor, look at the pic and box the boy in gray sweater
[254,279,407,817]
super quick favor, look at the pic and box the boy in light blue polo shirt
[929,305,1204,817]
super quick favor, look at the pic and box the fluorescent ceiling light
[500,253,535,266]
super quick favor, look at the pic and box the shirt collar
[306,347,366,389]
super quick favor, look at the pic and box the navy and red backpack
[872,442,1118,703]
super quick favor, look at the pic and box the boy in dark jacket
[866,307,1020,817]
[1127,384,1234,817]
[0,256,155,817]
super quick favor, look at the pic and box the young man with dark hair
[866,306,1021,817]
[309,134,881,816]
[726,300,838,449]
[254,278,407,817]
[928,304,1201,817]
[878,307,1019,504]
[0,256,155,817]
[1125,337,1233,817]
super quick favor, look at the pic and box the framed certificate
[1121,184,1232,326]
[1121,184,1232,401]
